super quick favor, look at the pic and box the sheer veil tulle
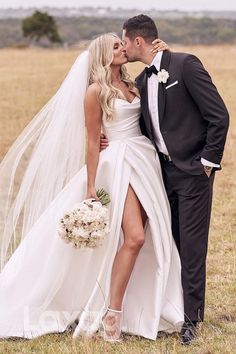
[0,51,90,270]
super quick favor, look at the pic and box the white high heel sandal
[100,307,123,342]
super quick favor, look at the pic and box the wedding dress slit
[0,96,184,340]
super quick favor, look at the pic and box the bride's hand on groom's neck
[151,39,171,54]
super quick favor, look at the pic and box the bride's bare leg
[109,185,147,310]
[101,186,147,341]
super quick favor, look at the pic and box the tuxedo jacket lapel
[138,72,153,137]
[158,51,171,125]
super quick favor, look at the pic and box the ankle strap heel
[107,307,122,313]
[100,307,123,342]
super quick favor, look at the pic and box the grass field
[0,45,235,354]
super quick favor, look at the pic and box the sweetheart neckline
[115,96,140,104]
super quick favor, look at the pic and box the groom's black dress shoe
[180,321,198,345]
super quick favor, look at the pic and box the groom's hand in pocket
[151,38,171,53]
[100,133,109,151]
[203,165,213,178]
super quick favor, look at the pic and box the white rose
[157,69,169,84]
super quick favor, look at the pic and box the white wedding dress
[0,96,184,340]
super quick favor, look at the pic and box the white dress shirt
[147,51,169,155]
[147,52,219,168]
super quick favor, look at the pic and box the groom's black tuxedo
[136,50,229,323]
[136,50,229,175]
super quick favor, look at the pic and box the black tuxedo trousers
[159,155,215,322]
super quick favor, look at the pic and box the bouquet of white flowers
[58,189,110,249]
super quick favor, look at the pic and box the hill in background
[0,7,235,47]
[1,7,236,20]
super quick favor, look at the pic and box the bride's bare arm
[84,83,102,200]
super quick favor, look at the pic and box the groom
[101,14,229,344]
[120,14,229,344]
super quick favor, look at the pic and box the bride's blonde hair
[88,33,138,120]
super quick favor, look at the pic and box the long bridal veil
[0,51,90,270]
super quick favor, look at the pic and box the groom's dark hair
[123,14,158,43]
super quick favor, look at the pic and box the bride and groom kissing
[100,14,229,344]
[0,14,229,345]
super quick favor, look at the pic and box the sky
[0,0,236,11]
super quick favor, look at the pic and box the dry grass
[0,45,235,353]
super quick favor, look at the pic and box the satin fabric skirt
[0,135,184,339]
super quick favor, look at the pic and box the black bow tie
[145,65,158,78]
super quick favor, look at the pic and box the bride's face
[111,37,128,66]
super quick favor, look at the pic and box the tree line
[0,11,235,48]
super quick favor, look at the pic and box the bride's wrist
[87,184,95,191]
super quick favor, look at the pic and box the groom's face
[122,30,139,62]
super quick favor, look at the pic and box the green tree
[22,11,62,44]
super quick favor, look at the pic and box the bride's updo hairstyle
[88,33,137,120]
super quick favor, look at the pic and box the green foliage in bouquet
[96,189,110,206]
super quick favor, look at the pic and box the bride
[0,33,184,341]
